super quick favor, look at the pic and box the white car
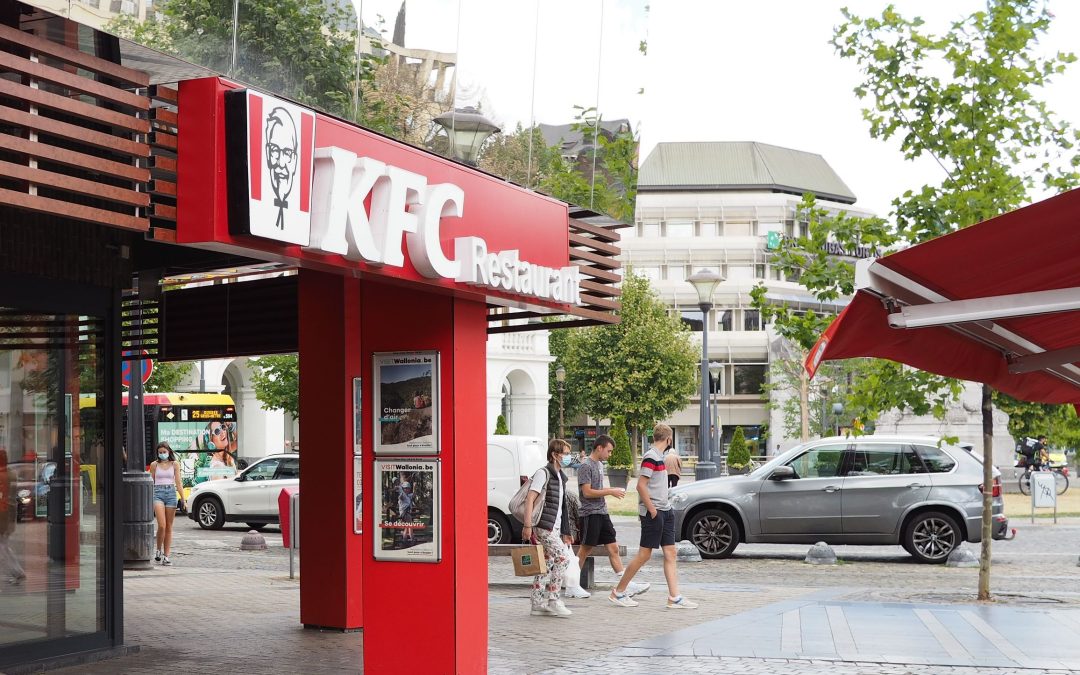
[187,453,299,530]
[487,436,547,544]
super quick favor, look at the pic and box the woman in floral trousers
[521,439,575,618]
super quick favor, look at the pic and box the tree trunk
[799,368,810,442]
[978,383,993,601]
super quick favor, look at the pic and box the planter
[726,465,751,475]
[606,467,630,489]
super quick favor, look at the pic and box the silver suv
[671,436,1009,563]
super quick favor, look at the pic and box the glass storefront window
[0,310,106,648]
[733,364,767,395]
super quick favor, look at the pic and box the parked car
[487,435,547,544]
[187,453,299,530]
[671,436,1009,564]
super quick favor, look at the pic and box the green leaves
[553,273,698,440]
[248,354,300,419]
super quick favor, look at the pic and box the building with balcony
[625,141,872,458]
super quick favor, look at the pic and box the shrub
[727,426,751,469]
[494,414,509,435]
[608,417,633,469]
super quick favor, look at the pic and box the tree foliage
[494,414,509,435]
[727,426,751,470]
[752,194,962,440]
[831,0,1079,600]
[558,273,697,441]
[248,354,299,419]
[991,391,1080,450]
[143,361,195,393]
[608,416,633,469]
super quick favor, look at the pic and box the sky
[355,0,1080,216]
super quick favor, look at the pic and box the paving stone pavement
[26,517,1080,674]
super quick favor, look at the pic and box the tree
[109,0,374,125]
[991,392,1080,451]
[752,194,962,443]
[727,426,751,470]
[559,273,698,448]
[248,354,299,419]
[832,0,1079,600]
[494,414,509,435]
[144,361,195,393]
[547,323,585,437]
[608,416,633,470]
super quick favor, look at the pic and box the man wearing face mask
[150,442,185,566]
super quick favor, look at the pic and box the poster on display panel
[373,351,439,455]
[373,459,441,562]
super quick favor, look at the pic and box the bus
[122,393,240,508]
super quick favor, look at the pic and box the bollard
[945,546,979,568]
[804,541,837,565]
[676,540,702,562]
[121,471,155,570]
[240,530,268,551]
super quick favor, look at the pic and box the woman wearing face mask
[521,438,575,618]
[150,442,184,565]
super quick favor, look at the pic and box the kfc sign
[225,90,580,306]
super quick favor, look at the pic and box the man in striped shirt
[608,423,698,609]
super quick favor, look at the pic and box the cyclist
[1019,435,1048,471]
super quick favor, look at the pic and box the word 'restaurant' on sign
[455,237,581,303]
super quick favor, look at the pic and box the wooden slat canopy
[0,16,150,232]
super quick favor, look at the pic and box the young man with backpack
[1019,435,1048,470]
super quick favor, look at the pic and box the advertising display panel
[373,351,439,455]
[374,459,441,562]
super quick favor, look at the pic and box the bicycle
[1017,461,1069,496]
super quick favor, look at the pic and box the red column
[360,280,488,674]
[298,270,364,629]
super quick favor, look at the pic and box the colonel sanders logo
[225,90,314,246]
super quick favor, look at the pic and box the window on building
[633,266,661,282]
[680,310,704,332]
[640,222,661,238]
[726,265,753,281]
[699,222,718,237]
[666,265,687,283]
[725,221,753,237]
[666,220,694,238]
[770,266,783,281]
[785,219,796,237]
[717,309,733,332]
[786,267,802,283]
[799,221,809,238]
[733,364,767,394]
[759,221,783,236]
[744,309,761,331]
[754,264,766,279]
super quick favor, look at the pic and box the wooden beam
[0,23,149,87]
[0,133,147,182]
[580,279,621,297]
[0,159,149,207]
[570,248,621,270]
[575,263,621,283]
[0,50,148,111]
[0,186,147,232]
[569,231,621,256]
[0,104,148,157]
[569,218,621,242]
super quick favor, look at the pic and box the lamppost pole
[687,269,724,481]
[709,361,726,476]
[555,365,566,439]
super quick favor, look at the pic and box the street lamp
[709,360,726,476]
[832,401,844,436]
[555,364,566,439]
[432,106,500,166]
[688,268,724,480]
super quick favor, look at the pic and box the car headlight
[670,492,688,507]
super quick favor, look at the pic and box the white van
[487,435,547,544]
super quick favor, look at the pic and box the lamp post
[832,401,844,436]
[709,360,726,476]
[688,268,724,481]
[555,365,566,439]
[431,106,500,166]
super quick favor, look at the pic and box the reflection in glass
[0,311,106,647]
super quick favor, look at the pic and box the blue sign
[121,350,154,388]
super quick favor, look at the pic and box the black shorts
[640,509,676,549]
[580,513,618,547]
[668,475,680,488]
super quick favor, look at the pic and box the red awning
[806,187,1080,405]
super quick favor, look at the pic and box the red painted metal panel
[300,111,313,213]
[248,92,262,201]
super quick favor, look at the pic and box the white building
[626,141,1015,465]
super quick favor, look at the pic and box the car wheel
[195,496,225,530]
[246,522,268,531]
[904,511,960,564]
[487,511,512,545]
[687,508,740,559]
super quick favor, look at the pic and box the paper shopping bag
[511,544,547,576]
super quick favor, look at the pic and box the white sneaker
[154,549,162,563]
[530,604,555,617]
[548,600,573,617]
[608,590,639,607]
[666,595,698,609]
[161,556,172,567]
[564,586,591,599]
[626,581,650,597]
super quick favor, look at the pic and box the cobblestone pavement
[33,517,1080,675]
